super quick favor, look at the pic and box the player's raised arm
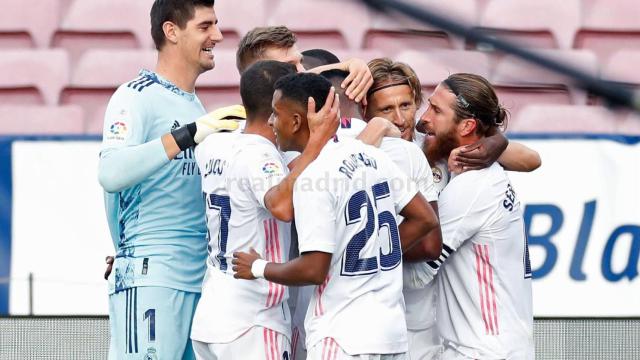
[442,129,508,173]
[98,103,242,193]
[307,58,373,103]
[496,141,542,171]
[263,85,340,222]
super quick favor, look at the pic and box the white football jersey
[380,137,439,331]
[380,137,438,204]
[402,159,450,331]
[411,134,449,196]
[293,137,418,355]
[282,117,367,165]
[191,133,292,343]
[436,163,534,359]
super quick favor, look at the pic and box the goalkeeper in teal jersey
[97,1,241,359]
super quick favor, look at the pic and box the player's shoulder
[446,162,505,194]
[199,132,240,150]
[325,137,383,159]
[195,132,239,164]
[381,136,423,156]
[108,74,155,108]
[342,117,367,132]
[318,137,394,176]
[113,70,161,99]
[231,135,285,175]
[336,117,367,138]
[235,134,280,158]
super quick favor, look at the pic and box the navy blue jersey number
[342,181,401,276]
[143,308,155,342]
[207,194,231,270]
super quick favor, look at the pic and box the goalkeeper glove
[171,104,246,151]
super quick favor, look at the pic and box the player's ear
[292,113,302,133]
[163,21,179,45]
[458,118,477,137]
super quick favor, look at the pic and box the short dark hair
[236,26,297,73]
[320,69,349,100]
[150,0,215,50]
[301,49,340,69]
[274,73,331,113]
[320,69,349,87]
[240,60,297,120]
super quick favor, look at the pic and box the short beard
[425,127,459,164]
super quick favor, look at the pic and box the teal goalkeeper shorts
[108,287,200,360]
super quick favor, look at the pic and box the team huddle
[99,1,539,359]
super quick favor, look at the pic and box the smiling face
[366,83,417,141]
[269,89,302,152]
[174,6,223,74]
[420,83,462,163]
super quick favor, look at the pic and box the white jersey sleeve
[388,158,419,214]
[293,168,337,254]
[438,173,487,252]
[380,138,437,202]
[244,145,288,208]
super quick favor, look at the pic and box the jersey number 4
[342,181,401,276]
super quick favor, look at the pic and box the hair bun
[495,105,509,130]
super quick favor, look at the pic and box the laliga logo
[110,121,128,136]
[262,162,280,174]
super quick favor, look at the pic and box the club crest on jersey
[143,347,158,360]
[432,166,442,183]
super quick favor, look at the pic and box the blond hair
[236,26,297,73]
[367,58,423,108]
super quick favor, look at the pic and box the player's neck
[458,134,481,147]
[243,120,276,145]
[340,103,363,120]
[292,130,311,153]
[155,51,199,93]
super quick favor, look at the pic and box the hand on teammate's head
[307,87,340,143]
[342,58,374,104]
